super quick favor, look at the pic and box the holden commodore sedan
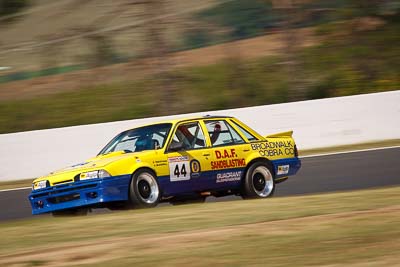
[29,116,301,215]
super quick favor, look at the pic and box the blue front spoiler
[28,174,131,215]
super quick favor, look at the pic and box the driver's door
[162,121,212,195]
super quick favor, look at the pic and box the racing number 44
[174,164,187,178]
[169,159,191,182]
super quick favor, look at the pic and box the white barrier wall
[1,91,399,181]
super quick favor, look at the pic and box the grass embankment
[0,178,32,190]
[0,15,399,134]
[1,186,400,266]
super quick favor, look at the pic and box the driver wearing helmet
[209,123,221,145]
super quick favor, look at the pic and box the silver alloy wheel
[136,172,159,204]
[251,165,274,197]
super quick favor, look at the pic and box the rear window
[230,120,258,141]
[205,120,245,146]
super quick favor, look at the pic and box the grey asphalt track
[1,147,399,222]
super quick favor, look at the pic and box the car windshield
[98,123,172,155]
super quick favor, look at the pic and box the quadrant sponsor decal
[211,148,246,170]
[277,165,290,175]
[216,171,242,183]
[168,156,190,182]
[251,140,294,157]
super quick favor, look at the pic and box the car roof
[129,115,234,130]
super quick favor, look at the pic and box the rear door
[196,119,252,191]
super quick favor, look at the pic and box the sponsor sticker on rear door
[277,165,290,175]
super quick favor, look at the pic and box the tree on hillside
[141,0,178,115]
[199,0,277,39]
[78,2,130,67]
[37,34,61,74]
[0,0,29,18]
[271,0,307,101]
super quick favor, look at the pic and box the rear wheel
[241,162,275,199]
[129,169,160,208]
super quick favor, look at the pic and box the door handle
[243,149,250,152]
[202,153,210,157]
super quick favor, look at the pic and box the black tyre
[129,169,160,208]
[241,162,275,199]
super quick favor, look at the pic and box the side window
[205,120,245,146]
[230,120,258,141]
[114,135,137,152]
[168,122,206,151]
[152,129,169,149]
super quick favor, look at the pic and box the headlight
[80,170,111,180]
[33,180,48,190]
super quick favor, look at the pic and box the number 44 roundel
[168,157,191,182]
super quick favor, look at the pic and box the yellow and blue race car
[29,116,301,215]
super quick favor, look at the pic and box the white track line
[300,145,400,158]
[1,145,399,193]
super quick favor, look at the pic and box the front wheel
[241,162,275,199]
[129,169,160,208]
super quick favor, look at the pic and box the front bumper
[29,174,131,215]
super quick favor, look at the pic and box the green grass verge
[0,178,32,190]
[1,186,400,266]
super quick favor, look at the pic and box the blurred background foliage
[197,0,277,40]
[0,0,399,133]
[0,0,29,18]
